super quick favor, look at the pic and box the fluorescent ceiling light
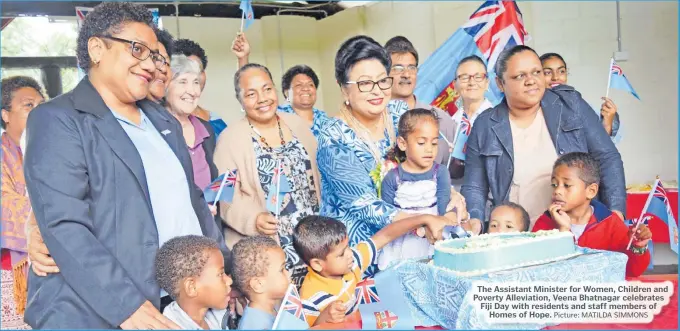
[338,1,374,8]
[272,1,309,4]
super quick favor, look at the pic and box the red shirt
[532,200,650,277]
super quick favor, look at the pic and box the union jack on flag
[460,115,472,136]
[355,278,381,305]
[652,181,674,218]
[272,284,308,329]
[203,170,238,203]
[608,59,640,100]
[415,0,528,116]
[462,0,529,72]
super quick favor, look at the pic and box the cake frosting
[433,229,579,275]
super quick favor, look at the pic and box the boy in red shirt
[532,152,651,277]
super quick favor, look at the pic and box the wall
[162,1,678,185]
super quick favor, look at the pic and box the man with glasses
[384,36,457,169]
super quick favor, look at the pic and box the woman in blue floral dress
[316,36,464,276]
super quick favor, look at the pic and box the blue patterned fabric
[277,104,331,139]
[316,100,409,275]
[379,248,627,330]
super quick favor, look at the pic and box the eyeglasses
[455,73,488,83]
[99,35,167,68]
[346,77,394,92]
[391,65,418,74]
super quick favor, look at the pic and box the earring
[345,100,349,105]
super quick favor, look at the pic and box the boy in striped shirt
[292,214,451,327]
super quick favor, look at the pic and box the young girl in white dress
[379,108,457,270]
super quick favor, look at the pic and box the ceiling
[0,1,349,20]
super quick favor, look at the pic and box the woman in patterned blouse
[316,36,464,276]
[214,63,321,287]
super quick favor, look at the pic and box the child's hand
[549,204,571,231]
[630,224,652,248]
[315,300,346,325]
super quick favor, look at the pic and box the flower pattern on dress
[277,104,331,139]
[253,137,319,287]
[316,100,409,277]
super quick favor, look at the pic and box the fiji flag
[203,170,238,203]
[451,115,472,161]
[414,1,529,116]
[358,269,415,330]
[272,284,308,330]
[240,0,255,30]
[625,216,655,270]
[266,162,292,215]
[642,180,678,254]
[608,59,640,100]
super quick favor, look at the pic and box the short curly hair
[384,36,419,66]
[173,39,208,70]
[553,152,601,186]
[230,236,280,298]
[1,76,45,129]
[155,235,220,300]
[281,65,319,98]
[155,28,174,58]
[76,2,155,72]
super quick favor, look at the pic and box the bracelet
[631,245,648,255]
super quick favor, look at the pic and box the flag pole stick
[627,177,660,250]
[605,57,614,99]
[240,11,244,33]
[212,171,230,208]
[275,159,282,218]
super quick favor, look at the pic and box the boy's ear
[585,183,599,200]
[396,136,407,152]
[309,258,324,274]
[183,277,199,298]
[249,277,265,294]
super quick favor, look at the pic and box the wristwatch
[631,245,648,255]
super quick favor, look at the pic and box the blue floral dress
[316,100,409,276]
[277,104,331,139]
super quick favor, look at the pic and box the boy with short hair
[230,236,291,330]
[293,214,451,326]
[487,201,530,233]
[532,152,651,277]
[155,235,233,329]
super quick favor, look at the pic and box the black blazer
[23,78,230,328]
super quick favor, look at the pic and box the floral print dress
[316,100,409,277]
[253,137,319,287]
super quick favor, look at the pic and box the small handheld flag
[625,217,656,269]
[450,115,471,161]
[272,284,308,330]
[358,271,415,330]
[627,178,676,250]
[239,0,255,31]
[266,161,292,216]
[606,58,640,100]
[203,170,238,206]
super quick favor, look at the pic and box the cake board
[381,247,628,330]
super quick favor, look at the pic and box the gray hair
[233,63,274,105]
[169,54,202,82]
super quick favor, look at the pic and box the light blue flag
[358,269,415,330]
[239,0,255,30]
[272,284,308,330]
[266,163,292,215]
[608,60,640,100]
